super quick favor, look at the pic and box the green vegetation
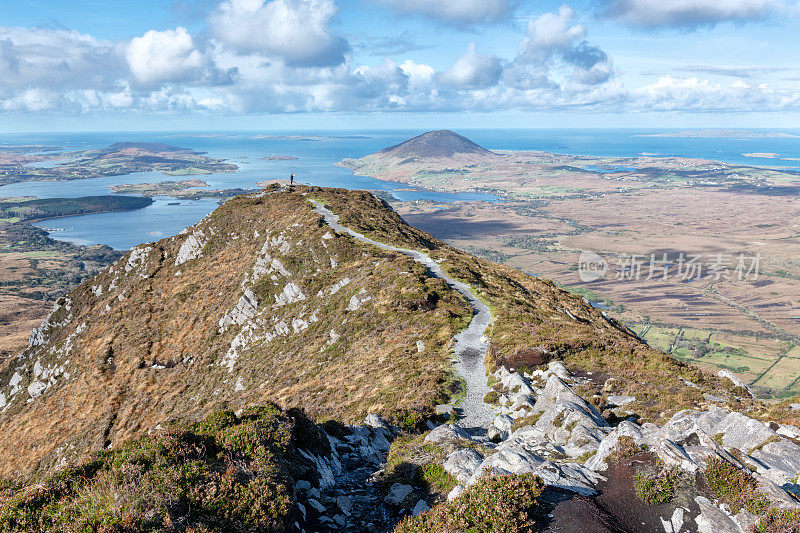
[611,436,641,460]
[383,433,456,501]
[0,404,326,532]
[0,196,153,222]
[483,391,500,405]
[704,457,770,515]
[634,466,684,505]
[499,234,554,252]
[393,474,546,533]
[510,413,542,432]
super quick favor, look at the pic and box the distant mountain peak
[378,130,495,159]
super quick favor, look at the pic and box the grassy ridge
[311,188,800,426]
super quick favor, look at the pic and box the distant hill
[104,142,192,154]
[378,130,496,159]
[337,130,499,184]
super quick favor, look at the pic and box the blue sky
[1,0,800,131]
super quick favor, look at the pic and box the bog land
[345,140,800,399]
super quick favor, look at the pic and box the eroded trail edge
[309,199,495,428]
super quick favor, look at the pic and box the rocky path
[309,199,495,428]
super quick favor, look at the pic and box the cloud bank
[0,2,797,117]
[603,0,778,28]
[373,0,519,26]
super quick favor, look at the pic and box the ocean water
[2,129,799,250]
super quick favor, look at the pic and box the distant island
[250,134,371,141]
[264,155,299,161]
[109,179,254,199]
[635,129,800,139]
[0,142,237,185]
[0,195,153,223]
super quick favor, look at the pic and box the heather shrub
[703,457,800,533]
[754,508,800,533]
[393,473,546,533]
[610,436,641,460]
[634,466,683,505]
[496,347,551,372]
[0,403,325,532]
[704,457,769,515]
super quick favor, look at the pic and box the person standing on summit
[289,173,294,190]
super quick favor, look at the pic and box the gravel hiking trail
[310,199,495,429]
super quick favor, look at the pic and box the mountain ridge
[1,185,800,531]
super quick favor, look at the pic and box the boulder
[444,448,484,484]
[753,472,800,510]
[336,495,353,516]
[529,461,601,495]
[751,439,800,491]
[435,404,455,418]
[711,411,776,451]
[547,361,571,380]
[777,423,800,440]
[502,372,535,396]
[718,370,754,397]
[384,483,414,506]
[447,484,464,501]
[606,395,635,407]
[412,500,430,517]
[467,446,545,483]
[661,507,686,533]
[425,424,472,443]
[487,427,507,442]
[364,413,390,432]
[586,421,647,471]
[493,414,514,433]
[534,376,606,428]
[694,496,741,533]
[307,499,326,513]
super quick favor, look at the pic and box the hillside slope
[0,186,792,483]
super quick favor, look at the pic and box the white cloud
[1,88,59,112]
[524,5,586,53]
[604,0,778,28]
[210,0,348,67]
[437,43,503,90]
[126,27,204,86]
[399,60,434,81]
[510,6,613,88]
[0,27,122,91]
[374,0,518,26]
[634,75,800,111]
